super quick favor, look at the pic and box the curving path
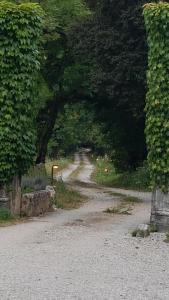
[0,153,169,300]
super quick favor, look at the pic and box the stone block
[21,190,52,217]
[46,185,56,198]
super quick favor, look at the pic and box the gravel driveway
[0,153,169,300]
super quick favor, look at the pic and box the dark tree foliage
[70,0,150,170]
[35,0,90,163]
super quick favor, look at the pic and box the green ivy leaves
[143,3,169,191]
[0,2,43,185]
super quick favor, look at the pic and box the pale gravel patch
[0,153,168,300]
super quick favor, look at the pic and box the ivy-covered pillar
[0,2,43,215]
[143,3,169,230]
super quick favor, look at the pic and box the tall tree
[36,0,90,163]
[70,0,150,170]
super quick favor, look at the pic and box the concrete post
[151,189,169,230]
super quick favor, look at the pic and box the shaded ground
[0,153,169,300]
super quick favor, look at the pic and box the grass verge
[0,208,24,227]
[92,157,151,191]
[22,157,72,193]
[53,181,87,210]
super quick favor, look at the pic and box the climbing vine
[0,2,43,185]
[143,2,169,191]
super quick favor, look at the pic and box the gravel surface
[0,154,168,300]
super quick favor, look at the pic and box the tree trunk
[10,175,21,216]
[36,97,59,164]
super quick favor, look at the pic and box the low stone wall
[151,189,169,230]
[21,189,54,217]
[0,186,55,217]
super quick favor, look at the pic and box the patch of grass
[92,158,117,186]
[123,196,141,204]
[149,223,158,233]
[0,208,13,222]
[104,206,131,215]
[131,229,150,238]
[131,224,157,238]
[164,232,169,243]
[104,203,132,215]
[107,191,124,197]
[0,208,22,226]
[53,181,87,210]
[92,157,151,191]
[103,193,141,216]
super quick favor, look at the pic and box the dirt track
[0,153,169,300]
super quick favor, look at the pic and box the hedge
[0,2,43,185]
[143,2,169,191]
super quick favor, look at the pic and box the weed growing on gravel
[104,204,132,215]
[104,195,140,215]
[164,232,169,243]
[131,229,150,238]
[149,224,158,233]
[132,224,158,238]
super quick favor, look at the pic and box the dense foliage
[36,0,90,163]
[1,0,168,191]
[143,2,169,191]
[70,0,149,170]
[0,2,43,185]
[48,103,105,157]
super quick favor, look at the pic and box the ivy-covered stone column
[143,3,169,229]
[0,2,43,214]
